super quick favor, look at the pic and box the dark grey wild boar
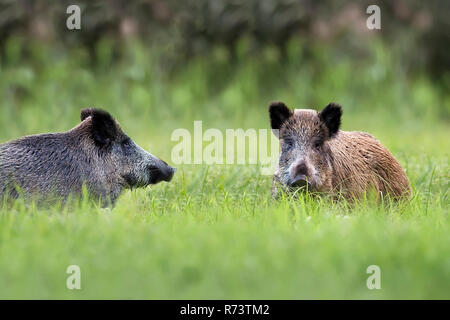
[0,108,175,206]
[269,102,411,200]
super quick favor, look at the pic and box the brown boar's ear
[319,103,342,138]
[269,102,293,137]
[81,108,119,146]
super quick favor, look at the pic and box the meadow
[0,40,448,299]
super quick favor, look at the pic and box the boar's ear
[319,103,342,138]
[81,108,118,146]
[81,109,94,122]
[269,102,292,138]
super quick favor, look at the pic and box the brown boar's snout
[148,160,176,184]
[288,160,310,188]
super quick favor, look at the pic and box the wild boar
[0,108,175,206]
[269,102,410,200]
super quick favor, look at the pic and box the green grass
[0,41,448,299]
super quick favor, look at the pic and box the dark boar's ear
[269,102,292,137]
[319,103,342,138]
[81,108,118,146]
[81,109,94,122]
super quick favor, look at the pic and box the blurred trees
[0,0,448,78]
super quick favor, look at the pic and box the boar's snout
[287,160,310,188]
[288,175,309,188]
[148,160,176,184]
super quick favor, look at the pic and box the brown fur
[327,131,410,199]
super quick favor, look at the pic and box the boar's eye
[283,138,294,149]
[121,138,132,148]
[314,140,323,150]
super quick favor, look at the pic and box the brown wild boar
[269,102,410,200]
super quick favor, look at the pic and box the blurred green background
[0,0,448,299]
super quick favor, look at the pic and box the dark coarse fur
[0,108,175,206]
[269,102,411,200]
